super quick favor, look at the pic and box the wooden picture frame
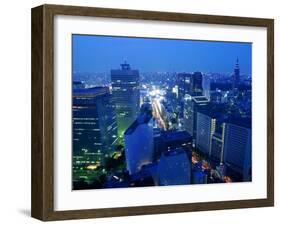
[31,4,274,221]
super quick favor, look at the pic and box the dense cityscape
[72,37,252,190]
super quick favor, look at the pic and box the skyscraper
[210,132,224,163]
[111,61,140,137]
[232,58,240,89]
[124,111,154,175]
[72,87,118,166]
[183,95,209,139]
[223,121,251,181]
[196,106,227,160]
[177,73,192,100]
[177,72,203,98]
[158,148,191,186]
[192,71,203,95]
[202,75,211,100]
[196,112,216,155]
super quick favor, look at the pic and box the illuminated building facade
[223,121,252,181]
[210,132,224,163]
[177,71,204,99]
[72,87,118,167]
[202,75,211,100]
[196,112,216,155]
[183,95,209,139]
[177,73,192,100]
[111,61,140,137]
[196,108,227,162]
[71,34,253,189]
[124,111,154,175]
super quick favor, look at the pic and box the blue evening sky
[72,35,252,75]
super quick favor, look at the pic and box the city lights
[72,35,252,190]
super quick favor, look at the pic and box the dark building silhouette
[177,73,192,99]
[158,148,191,186]
[210,82,232,91]
[111,61,140,137]
[192,71,203,95]
[154,130,193,160]
[192,169,208,184]
[177,72,203,98]
[73,81,85,89]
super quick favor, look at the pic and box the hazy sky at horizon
[72,34,252,75]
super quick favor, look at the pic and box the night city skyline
[73,35,252,75]
[72,34,252,190]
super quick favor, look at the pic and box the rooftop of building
[193,71,203,76]
[73,81,83,85]
[225,116,252,129]
[120,61,131,70]
[73,86,109,97]
[177,72,192,77]
[124,112,153,135]
[163,148,187,157]
[140,103,152,113]
[111,61,139,73]
[197,106,251,129]
[161,130,192,143]
[192,96,209,103]
[197,103,228,119]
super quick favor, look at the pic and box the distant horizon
[73,34,252,76]
[72,69,250,76]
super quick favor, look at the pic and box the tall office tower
[124,111,154,175]
[111,61,140,137]
[202,75,211,100]
[232,58,240,89]
[72,87,118,167]
[210,132,224,163]
[223,121,252,181]
[183,95,209,139]
[191,72,203,95]
[177,73,192,100]
[196,112,216,155]
[158,148,191,186]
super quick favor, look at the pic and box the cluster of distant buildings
[72,59,252,189]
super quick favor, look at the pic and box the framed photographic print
[31,4,274,221]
